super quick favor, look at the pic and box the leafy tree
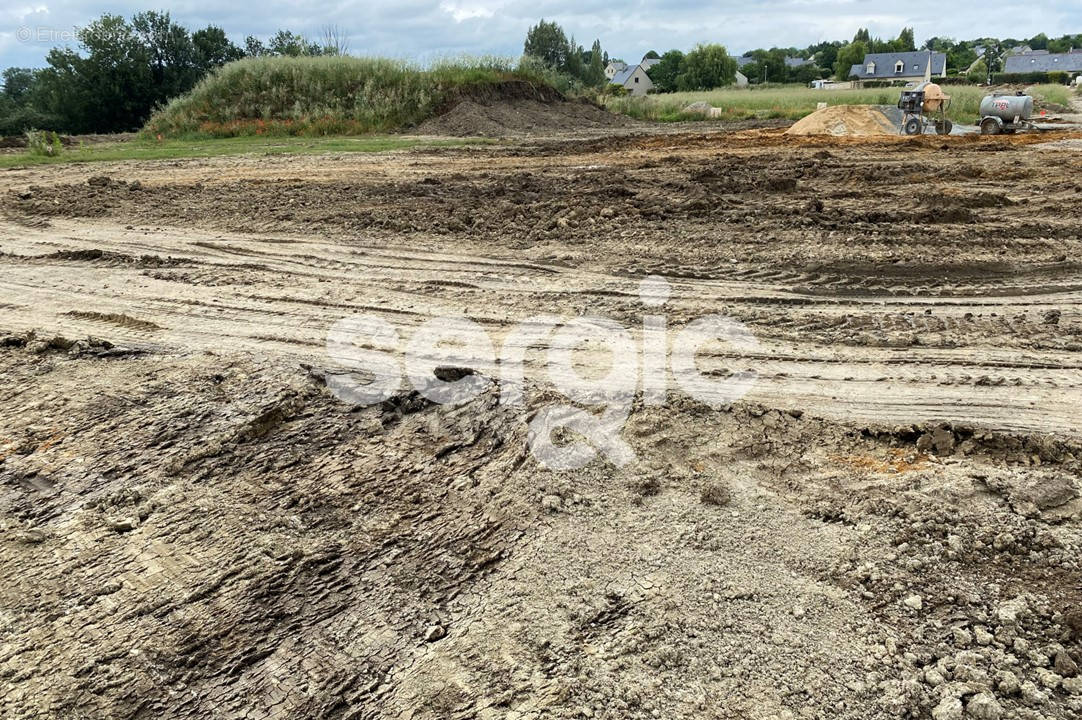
[1045,34,1081,53]
[643,50,660,60]
[646,49,685,93]
[924,36,955,53]
[1027,33,1049,50]
[523,19,571,71]
[585,40,606,86]
[269,30,322,57]
[193,26,244,71]
[132,11,199,103]
[948,46,977,73]
[2,68,38,102]
[853,28,871,44]
[748,48,786,83]
[789,62,821,84]
[677,43,736,90]
[984,41,1003,74]
[8,12,257,134]
[967,58,988,84]
[895,27,916,52]
[35,14,153,133]
[564,35,584,79]
[244,36,268,56]
[834,41,867,80]
[809,41,841,73]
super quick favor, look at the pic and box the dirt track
[2,127,1082,719]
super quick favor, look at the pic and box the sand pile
[786,104,898,136]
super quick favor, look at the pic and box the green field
[604,83,1074,124]
[0,134,486,169]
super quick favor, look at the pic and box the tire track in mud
[1,216,1080,438]
[2,134,1082,720]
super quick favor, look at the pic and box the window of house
[634,76,639,83]
[867,62,875,74]
[895,61,904,74]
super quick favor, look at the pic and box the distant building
[610,63,654,95]
[1004,51,1082,74]
[847,51,946,83]
[604,61,628,81]
[810,79,854,90]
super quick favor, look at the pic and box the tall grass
[605,84,1025,125]
[1029,83,1073,107]
[145,55,560,138]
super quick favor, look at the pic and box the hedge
[991,71,1074,85]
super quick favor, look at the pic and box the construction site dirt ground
[2,125,1082,720]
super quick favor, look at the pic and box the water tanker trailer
[979,93,1034,135]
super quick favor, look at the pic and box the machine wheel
[903,117,922,136]
[935,119,954,135]
[980,117,1001,135]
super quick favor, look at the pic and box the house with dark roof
[847,51,946,83]
[1004,51,1082,75]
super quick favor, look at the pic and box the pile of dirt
[412,97,636,136]
[786,104,899,136]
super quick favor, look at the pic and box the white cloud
[440,1,497,22]
[1,0,1079,68]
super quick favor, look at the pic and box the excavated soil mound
[413,88,634,137]
[786,104,899,137]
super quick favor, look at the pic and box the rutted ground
[0,127,1081,719]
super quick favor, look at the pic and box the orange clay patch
[828,448,930,474]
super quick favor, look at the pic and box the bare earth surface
[2,126,1082,719]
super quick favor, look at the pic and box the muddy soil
[1,126,1082,719]
[412,97,638,136]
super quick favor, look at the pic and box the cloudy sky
[2,1,1081,69]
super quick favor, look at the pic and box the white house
[604,61,628,80]
[610,63,654,95]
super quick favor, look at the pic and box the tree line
[522,21,740,92]
[521,20,608,88]
[4,14,1081,136]
[0,12,346,135]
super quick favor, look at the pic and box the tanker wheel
[935,119,954,135]
[903,117,922,136]
[980,117,1001,136]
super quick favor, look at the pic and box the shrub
[25,129,62,157]
[0,106,65,136]
[991,71,1070,85]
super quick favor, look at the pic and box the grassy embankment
[4,55,552,167]
[144,55,562,138]
[605,83,1074,124]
